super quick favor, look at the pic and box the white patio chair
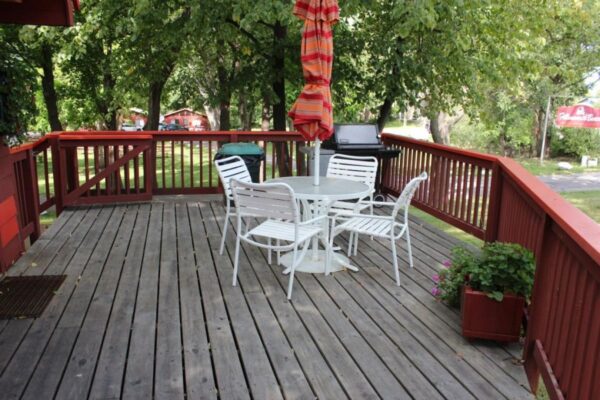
[329,172,428,286]
[326,153,379,215]
[230,179,326,300]
[215,156,253,255]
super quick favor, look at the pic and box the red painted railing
[7,131,600,398]
[381,133,600,400]
[381,135,497,239]
[9,131,307,232]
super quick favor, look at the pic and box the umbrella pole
[313,138,321,186]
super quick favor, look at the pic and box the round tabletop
[269,176,371,201]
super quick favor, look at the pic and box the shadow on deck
[0,199,532,399]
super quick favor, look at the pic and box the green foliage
[434,242,536,306]
[551,128,600,158]
[0,27,39,138]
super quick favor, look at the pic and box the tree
[123,0,192,130]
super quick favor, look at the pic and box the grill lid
[333,124,380,145]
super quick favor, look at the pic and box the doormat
[0,275,66,319]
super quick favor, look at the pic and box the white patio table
[268,176,371,274]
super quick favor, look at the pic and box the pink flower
[431,287,441,297]
[432,274,440,283]
[442,260,452,268]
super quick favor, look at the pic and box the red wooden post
[484,163,502,242]
[144,141,153,196]
[24,148,41,242]
[50,136,65,215]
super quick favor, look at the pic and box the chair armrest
[300,214,328,226]
[332,213,394,225]
[358,200,396,207]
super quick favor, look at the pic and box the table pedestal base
[280,250,359,274]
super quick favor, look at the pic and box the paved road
[537,172,600,192]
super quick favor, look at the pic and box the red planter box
[461,286,525,342]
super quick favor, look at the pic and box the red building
[164,108,210,131]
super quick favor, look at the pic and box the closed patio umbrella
[288,0,339,186]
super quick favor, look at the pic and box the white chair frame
[326,153,379,213]
[329,172,428,286]
[214,155,253,255]
[230,179,326,300]
[326,153,379,252]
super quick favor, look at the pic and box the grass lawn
[518,157,600,176]
[560,190,600,223]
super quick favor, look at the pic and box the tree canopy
[1,0,598,154]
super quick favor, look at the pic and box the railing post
[144,140,153,197]
[50,136,65,215]
[24,148,41,242]
[522,213,550,393]
[151,138,158,195]
[484,163,502,242]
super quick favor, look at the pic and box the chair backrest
[231,179,299,222]
[326,154,379,191]
[393,172,428,219]
[215,155,253,199]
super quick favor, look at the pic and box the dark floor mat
[0,275,66,319]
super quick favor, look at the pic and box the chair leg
[406,224,414,268]
[354,232,359,256]
[232,231,242,286]
[277,239,281,265]
[347,232,354,256]
[268,238,272,264]
[219,206,231,255]
[287,246,298,300]
[391,236,400,286]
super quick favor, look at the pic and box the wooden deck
[0,199,532,399]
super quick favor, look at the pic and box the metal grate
[0,275,66,319]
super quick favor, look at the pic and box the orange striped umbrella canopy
[288,0,339,141]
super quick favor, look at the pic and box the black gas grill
[323,123,401,159]
[323,123,401,200]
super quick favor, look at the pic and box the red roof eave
[0,0,79,27]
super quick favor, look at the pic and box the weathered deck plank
[89,204,151,400]
[122,203,162,399]
[0,200,532,400]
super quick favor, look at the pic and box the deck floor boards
[0,200,532,400]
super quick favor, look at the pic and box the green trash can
[214,142,265,183]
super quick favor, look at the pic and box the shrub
[433,242,536,307]
[551,128,600,158]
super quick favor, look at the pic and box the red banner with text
[555,105,600,128]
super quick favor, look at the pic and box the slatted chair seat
[249,220,321,243]
[330,172,428,286]
[336,216,402,236]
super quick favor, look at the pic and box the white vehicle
[120,122,140,132]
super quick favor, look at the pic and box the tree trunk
[272,21,290,176]
[219,101,231,131]
[272,22,287,131]
[146,81,164,131]
[261,97,271,131]
[376,98,393,132]
[429,111,464,145]
[429,112,451,145]
[203,105,220,130]
[238,91,253,130]
[217,64,231,131]
[39,44,62,131]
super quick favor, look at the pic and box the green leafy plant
[433,242,535,306]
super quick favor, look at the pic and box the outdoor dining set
[215,153,428,300]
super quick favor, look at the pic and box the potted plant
[432,242,535,342]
